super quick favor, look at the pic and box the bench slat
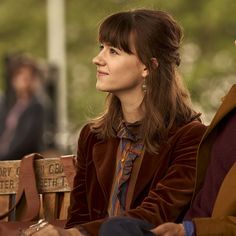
[43,193,58,220]
[59,192,70,219]
[0,195,10,221]
[0,158,71,194]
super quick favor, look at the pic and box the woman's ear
[142,67,149,78]
[141,58,159,77]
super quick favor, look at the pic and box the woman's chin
[96,84,110,92]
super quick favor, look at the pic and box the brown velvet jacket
[65,120,206,236]
[192,84,236,235]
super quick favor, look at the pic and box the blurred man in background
[0,55,44,160]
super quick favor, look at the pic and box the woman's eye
[109,48,119,55]
[99,44,104,51]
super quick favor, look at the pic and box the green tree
[0,0,235,137]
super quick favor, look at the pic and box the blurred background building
[0,0,235,155]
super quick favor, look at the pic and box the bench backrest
[0,156,75,222]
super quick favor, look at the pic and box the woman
[23,9,206,236]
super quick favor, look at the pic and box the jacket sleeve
[194,216,236,235]
[76,122,206,236]
[65,125,91,227]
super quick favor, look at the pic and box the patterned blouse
[108,120,145,216]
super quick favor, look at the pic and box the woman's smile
[97,69,109,78]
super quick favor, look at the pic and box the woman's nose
[92,52,105,66]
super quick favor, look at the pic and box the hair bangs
[99,13,134,54]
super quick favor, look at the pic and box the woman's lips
[97,70,109,76]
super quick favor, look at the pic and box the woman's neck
[115,87,145,123]
[120,98,144,123]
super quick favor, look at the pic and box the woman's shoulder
[77,123,107,151]
[177,119,206,139]
[169,119,206,141]
[184,119,206,129]
[78,123,102,142]
[79,123,93,137]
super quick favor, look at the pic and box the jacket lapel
[131,142,171,205]
[202,84,236,140]
[92,138,119,202]
[92,135,171,207]
[194,85,236,196]
[212,163,236,217]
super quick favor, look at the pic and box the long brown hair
[91,9,200,153]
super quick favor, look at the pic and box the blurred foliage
[0,0,235,137]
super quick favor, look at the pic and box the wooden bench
[0,156,76,222]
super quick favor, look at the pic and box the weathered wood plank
[0,195,10,221]
[0,158,71,194]
[59,192,70,219]
[42,193,58,220]
[39,194,44,219]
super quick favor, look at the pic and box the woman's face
[92,42,147,97]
